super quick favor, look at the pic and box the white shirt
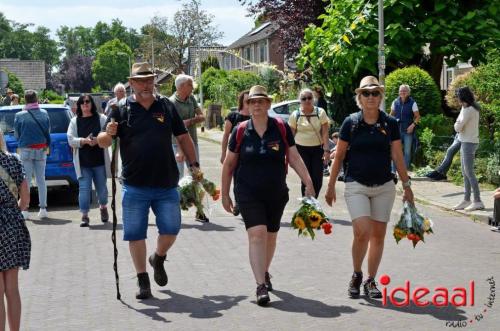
[454,105,479,143]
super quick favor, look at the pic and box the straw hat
[128,62,156,79]
[247,85,272,101]
[354,76,384,94]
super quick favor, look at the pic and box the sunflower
[294,216,306,230]
[309,213,322,229]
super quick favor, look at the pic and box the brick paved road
[20,139,500,330]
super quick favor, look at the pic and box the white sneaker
[453,200,471,210]
[464,201,485,212]
[38,208,49,219]
[21,211,30,220]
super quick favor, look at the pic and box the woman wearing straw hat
[325,76,414,299]
[221,85,315,306]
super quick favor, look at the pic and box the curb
[198,133,222,145]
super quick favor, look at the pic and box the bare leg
[129,240,147,273]
[352,217,372,272]
[367,220,387,278]
[156,235,177,257]
[3,269,21,331]
[265,232,278,272]
[247,225,268,284]
[0,271,5,331]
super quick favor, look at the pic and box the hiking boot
[464,201,485,212]
[453,200,471,210]
[80,215,90,227]
[148,253,168,286]
[363,278,382,299]
[100,207,109,223]
[256,283,270,306]
[232,203,240,216]
[195,213,210,223]
[136,272,152,300]
[265,272,273,291]
[348,272,363,298]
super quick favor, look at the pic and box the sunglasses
[81,99,91,104]
[361,91,381,97]
[300,96,313,101]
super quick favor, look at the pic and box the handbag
[27,109,51,155]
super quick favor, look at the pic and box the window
[244,47,251,61]
[288,101,300,114]
[259,40,267,63]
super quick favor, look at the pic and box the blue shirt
[14,108,51,148]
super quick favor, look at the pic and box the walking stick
[110,118,121,300]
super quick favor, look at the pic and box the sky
[0,0,255,45]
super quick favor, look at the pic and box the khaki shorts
[344,180,396,223]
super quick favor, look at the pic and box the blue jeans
[172,143,199,179]
[78,165,108,214]
[121,184,181,241]
[400,131,414,168]
[19,148,47,208]
[436,134,461,175]
[460,142,481,202]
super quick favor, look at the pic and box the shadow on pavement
[360,297,468,321]
[442,192,464,198]
[181,222,235,232]
[122,290,247,321]
[332,219,352,227]
[30,218,72,225]
[269,290,358,318]
[89,223,123,230]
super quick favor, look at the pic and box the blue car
[0,104,78,190]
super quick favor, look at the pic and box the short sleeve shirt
[225,111,251,129]
[169,94,200,144]
[105,95,188,188]
[339,112,400,186]
[288,107,330,146]
[228,118,295,200]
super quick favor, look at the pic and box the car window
[0,107,70,134]
[273,105,288,115]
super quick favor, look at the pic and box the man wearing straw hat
[98,62,200,299]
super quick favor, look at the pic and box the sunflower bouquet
[291,197,332,240]
[393,201,434,248]
[178,175,220,217]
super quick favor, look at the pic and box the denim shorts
[122,184,181,241]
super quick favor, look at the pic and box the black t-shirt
[105,95,188,188]
[225,111,251,129]
[77,115,105,168]
[339,112,400,186]
[228,117,295,200]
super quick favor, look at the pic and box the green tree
[4,71,24,95]
[92,39,132,91]
[201,56,220,73]
[57,25,95,57]
[298,0,500,92]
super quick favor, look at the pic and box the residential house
[0,59,46,91]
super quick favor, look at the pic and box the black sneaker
[425,170,438,179]
[196,213,210,223]
[136,272,152,299]
[432,172,447,181]
[363,278,382,298]
[348,272,363,298]
[256,284,270,306]
[265,272,273,291]
[232,203,240,216]
[100,207,109,223]
[148,253,168,287]
[80,215,90,227]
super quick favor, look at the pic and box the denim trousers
[460,142,481,202]
[436,134,461,175]
[78,165,108,214]
[172,143,199,179]
[19,148,47,208]
[400,131,414,168]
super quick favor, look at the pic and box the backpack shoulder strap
[349,111,362,139]
[234,120,249,153]
[273,117,289,174]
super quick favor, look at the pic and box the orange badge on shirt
[153,113,164,123]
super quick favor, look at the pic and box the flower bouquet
[178,175,220,218]
[291,197,332,240]
[393,201,434,248]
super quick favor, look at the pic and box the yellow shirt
[288,107,330,146]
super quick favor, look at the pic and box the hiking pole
[110,118,121,300]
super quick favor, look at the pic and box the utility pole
[378,0,386,110]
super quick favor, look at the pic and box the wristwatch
[402,179,412,189]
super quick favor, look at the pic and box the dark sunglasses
[80,99,91,104]
[300,96,313,101]
[361,91,381,97]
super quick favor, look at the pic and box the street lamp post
[378,0,386,110]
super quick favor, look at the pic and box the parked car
[268,100,300,122]
[0,104,78,191]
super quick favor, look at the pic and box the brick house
[0,59,46,91]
